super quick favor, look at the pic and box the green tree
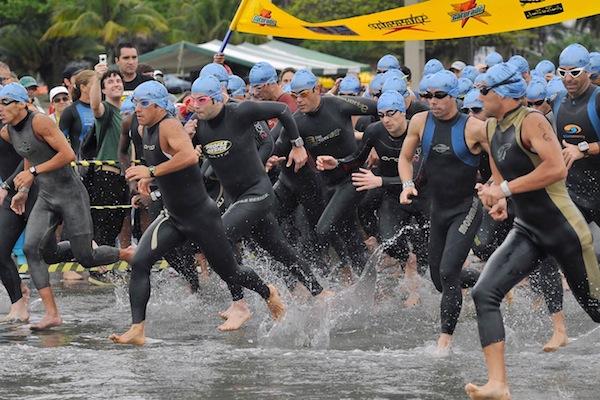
[43,0,169,57]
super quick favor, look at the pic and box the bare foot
[465,380,511,400]
[364,236,378,253]
[436,333,452,355]
[62,271,84,281]
[1,298,29,323]
[315,289,335,301]
[109,323,145,345]
[291,283,312,302]
[504,289,515,305]
[217,301,252,331]
[119,245,137,263]
[195,253,210,283]
[403,292,420,308]
[30,314,63,331]
[219,302,236,320]
[266,284,285,321]
[340,266,354,287]
[543,330,568,352]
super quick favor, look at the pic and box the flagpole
[219,0,252,53]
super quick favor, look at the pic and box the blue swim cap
[485,51,504,67]
[0,83,29,103]
[457,78,473,98]
[535,60,555,76]
[427,70,460,98]
[133,81,172,110]
[382,75,409,98]
[508,55,530,74]
[589,52,600,75]
[530,69,544,81]
[546,77,566,102]
[377,90,406,113]
[199,63,229,86]
[423,59,444,76]
[120,96,135,114]
[377,54,400,72]
[249,62,277,86]
[559,43,590,68]
[525,80,547,101]
[290,69,317,92]
[339,75,361,95]
[419,74,432,94]
[462,89,483,109]
[227,75,246,97]
[369,73,386,95]
[481,63,526,99]
[383,69,406,81]
[461,65,479,83]
[191,75,224,102]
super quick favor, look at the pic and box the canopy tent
[139,39,369,76]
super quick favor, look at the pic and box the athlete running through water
[110,81,284,345]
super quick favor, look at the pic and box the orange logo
[252,8,277,27]
[449,0,491,27]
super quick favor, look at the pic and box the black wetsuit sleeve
[336,126,377,173]
[59,106,79,149]
[381,176,401,186]
[253,120,274,163]
[237,101,301,142]
[337,96,378,117]
[4,159,24,192]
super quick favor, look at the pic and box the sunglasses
[377,109,399,118]
[466,107,483,114]
[132,98,154,108]
[480,78,520,96]
[557,67,585,79]
[527,99,545,107]
[190,95,214,105]
[422,91,449,99]
[0,98,17,106]
[291,89,314,99]
[52,96,70,103]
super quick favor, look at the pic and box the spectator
[62,62,89,94]
[59,70,96,155]
[48,86,72,124]
[19,76,45,113]
[87,62,128,253]
[278,67,296,86]
[136,63,155,78]
[115,41,152,96]
[0,62,13,85]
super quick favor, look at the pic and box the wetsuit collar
[567,82,593,102]
[497,105,524,131]
[434,111,461,124]
[207,103,226,125]
[305,96,323,116]
[12,110,31,131]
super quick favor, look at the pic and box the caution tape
[70,159,142,167]
[90,205,133,210]
[18,260,170,273]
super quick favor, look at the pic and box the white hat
[450,61,466,71]
[49,86,69,101]
[153,70,164,78]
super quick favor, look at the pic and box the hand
[94,62,108,77]
[488,198,508,221]
[137,177,152,196]
[400,187,418,204]
[131,194,151,209]
[562,140,584,169]
[213,53,225,64]
[10,191,28,215]
[125,165,151,181]
[14,170,34,189]
[0,187,7,204]
[265,155,285,172]
[367,148,379,168]
[316,155,338,171]
[477,182,505,209]
[184,119,198,138]
[287,146,308,172]
[352,168,382,191]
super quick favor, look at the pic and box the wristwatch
[578,141,590,154]
[290,137,304,147]
[500,180,512,197]
[29,166,38,177]
[148,165,156,177]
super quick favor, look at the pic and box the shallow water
[0,256,599,400]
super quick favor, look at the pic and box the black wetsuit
[192,101,323,300]
[472,107,600,348]
[129,116,272,323]
[7,112,120,290]
[554,84,600,224]
[278,95,379,275]
[337,121,429,267]
[420,111,482,335]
